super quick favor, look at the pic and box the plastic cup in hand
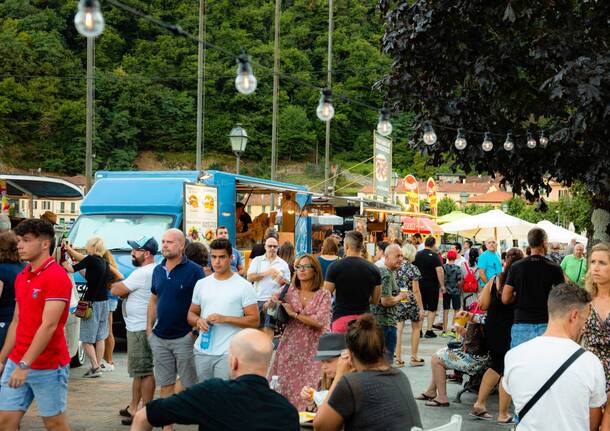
[400,288,409,303]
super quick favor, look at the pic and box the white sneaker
[99,362,114,372]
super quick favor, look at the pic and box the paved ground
[21,327,510,430]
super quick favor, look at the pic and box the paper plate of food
[299,411,316,426]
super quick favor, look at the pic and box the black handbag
[267,284,291,324]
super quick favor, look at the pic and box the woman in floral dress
[582,242,610,393]
[395,243,425,367]
[267,254,332,410]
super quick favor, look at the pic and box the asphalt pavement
[21,326,511,430]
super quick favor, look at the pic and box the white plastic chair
[411,414,463,431]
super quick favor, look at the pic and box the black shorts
[420,286,440,312]
[443,293,461,311]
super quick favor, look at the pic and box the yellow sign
[427,177,437,217]
[403,175,419,213]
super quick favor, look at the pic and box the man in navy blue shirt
[131,328,299,431]
[147,229,204,402]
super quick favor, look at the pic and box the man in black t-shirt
[131,329,299,431]
[502,228,564,348]
[324,230,381,333]
[413,236,445,338]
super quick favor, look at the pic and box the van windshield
[68,214,174,251]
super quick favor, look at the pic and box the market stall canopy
[401,216,443,235]
[536,220,588,246]
[441,209,534,241]
[310,214,344,225]
[1,175,84,199]
[436,211,471,225]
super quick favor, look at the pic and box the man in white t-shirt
[246,236,290,337]
[110,236,158,426]
[188,238,259,382]
[503,283,606,431]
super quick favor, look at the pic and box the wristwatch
[18,360,30,370]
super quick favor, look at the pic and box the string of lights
[72,0,552,150]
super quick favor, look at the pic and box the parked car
[66,275,85,368]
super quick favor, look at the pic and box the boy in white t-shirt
[503,283,606,431]
[188,238,259,382]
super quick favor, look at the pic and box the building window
[34,201,38,210]
[60,202,65,213]
[558,189,569,199]
[70,218,75,223]
[42,201,50,210]
[60,218,65,224]
[70,202,76,213]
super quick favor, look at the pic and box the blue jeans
[510,323,547,348]
[382,325,397,363]
[0,359,69,417]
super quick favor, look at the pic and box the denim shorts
[0,359,69,417]
[79,300,109,343]
[510,323,547,349]
[108,298,119,313]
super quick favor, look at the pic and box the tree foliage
[378,0,610,224]
[0,0,395,174]
[437,196,456,217]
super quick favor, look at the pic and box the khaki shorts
[127,330,154,378]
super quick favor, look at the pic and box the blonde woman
[582,242,610,393]
[395,243,425,367]
[64,237,122,377]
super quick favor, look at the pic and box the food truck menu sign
[373,132,392,201]
[183,183,218,244]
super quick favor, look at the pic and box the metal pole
[195,0,207,171]
[324,0,333,184]
[85,37,94,193]
[236,154,241,175]
[270,0,281,182]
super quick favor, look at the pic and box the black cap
[314,333,347,360]
[127,236,159,255]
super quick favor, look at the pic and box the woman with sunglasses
[266,254,332,410]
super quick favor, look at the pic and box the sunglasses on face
[295,264,314,270]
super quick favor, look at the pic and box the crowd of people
[0,215,608,431]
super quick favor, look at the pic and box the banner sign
[427,177,437,217]
[0,180,8,214]
[404,175,420,213]
[183,183,218,245]
[373,132,392,201]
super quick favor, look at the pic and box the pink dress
[268,285,332,410]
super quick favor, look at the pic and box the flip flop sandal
[415,393,435,401]
[119,406,132,418]
[497,416,515,425]
[425,399,450,407]
[469,410,493,421]
[394,359,405,367]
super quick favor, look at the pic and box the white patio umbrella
[536,220,588,246]
[441,209,535,242]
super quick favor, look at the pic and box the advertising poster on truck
[183,182,218,244]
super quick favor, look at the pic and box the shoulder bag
[463,263,479,293]
[74,286,92,319]
[514,348,586,425]
[267,283,291,324]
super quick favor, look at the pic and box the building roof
[467,190,513,204]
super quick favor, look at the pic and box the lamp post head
[229,124,248,156]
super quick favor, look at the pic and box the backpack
[463,263,478,293]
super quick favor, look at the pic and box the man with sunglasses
[110,236,158,426]
[247,237,290,338]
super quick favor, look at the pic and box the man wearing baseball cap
[110,236,158,425]
[300,333,347,411]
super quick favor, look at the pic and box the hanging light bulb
[316,88,334,122]
[376,107,392,136]
[526,131,537,149]
[74,0,105,37]
[454,128,467,150]
[235,52,257,95]
[482,132,493,152]
[539,131,549,148]
[422,122,437,146]
[503,132,514,151]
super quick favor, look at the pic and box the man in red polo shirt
[0,219,73,431]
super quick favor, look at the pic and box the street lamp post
[229,125,248,175]
[391,171,399,205]
[459,192,469,207]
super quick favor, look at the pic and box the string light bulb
[503,132,514,151]
[526,131,537,149]
[316,88,334,122]
[482,132,493,152]
[376,107,392,136]
[539,131,549,148]
[454,128,467,150]
[422,122,437,146]
[74,0,105,37]
[235,52,257,95]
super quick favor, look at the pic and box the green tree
[437,196,457,216]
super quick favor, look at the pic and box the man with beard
[110,237,158,426]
